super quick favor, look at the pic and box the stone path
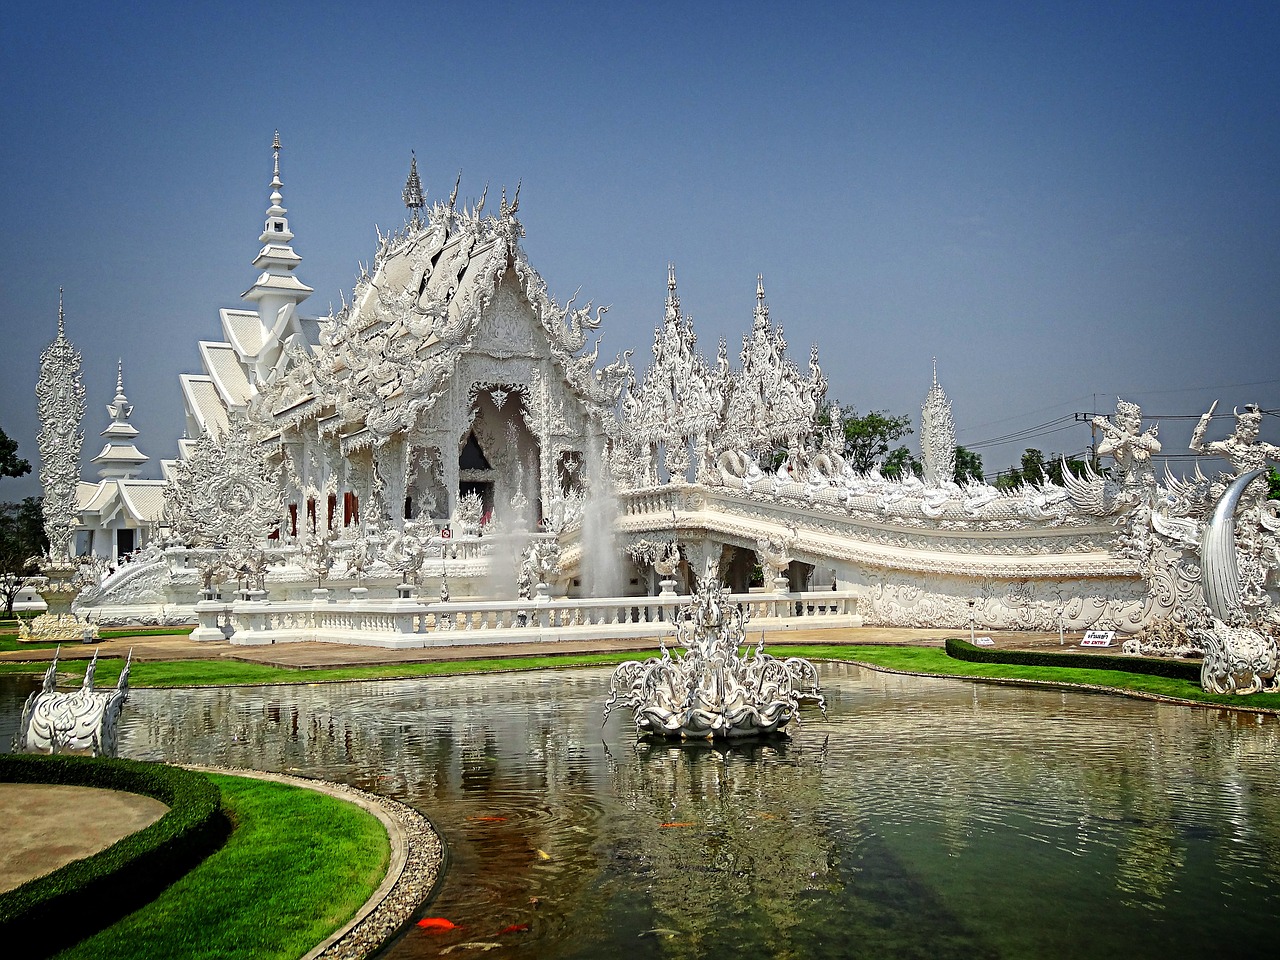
[0,783,169,894]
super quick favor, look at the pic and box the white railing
[204,589,862,648]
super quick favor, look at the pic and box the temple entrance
[115,528,136,561]
[459,387,543,528]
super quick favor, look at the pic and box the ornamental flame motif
[36,295,86,564]
[163,413,284,562]
[603,576,825,739]
[920,363,956,488]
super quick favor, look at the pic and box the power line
[963,417,1080,450]
[963,407,1280,456]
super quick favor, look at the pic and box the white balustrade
[214,588,861,648]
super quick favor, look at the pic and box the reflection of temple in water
[104,666,1280,957]
[602,736,837,947]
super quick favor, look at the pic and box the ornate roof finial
[448,169,461,210]
[57,287,65,337]
[403,151,425,220]
[476,182,488,215]
[665,263,681,321]
[115,358,125,400]
[932,356,938,389]
[753,274,769,330]
[265,130,286,219]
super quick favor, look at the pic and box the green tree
[836,408,914,472]
[1020,448,1047,483]
[953,445,983,484]
[994,448,1091,490]
[0,427,31,479]
[881,445,922,480]
[0,497,47,616]
[1268,466,1280,501]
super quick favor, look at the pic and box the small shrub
[944,637,1200,682]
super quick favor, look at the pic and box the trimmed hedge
[945,637,1201,681]
[0,755,229,959]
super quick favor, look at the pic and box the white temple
[36,137,1280,667]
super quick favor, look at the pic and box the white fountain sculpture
[603,576,825,739]
[14,648,131,757]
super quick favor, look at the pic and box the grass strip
[5,641,1278,712]
[769,643,1280,711]
[0,628,192,652]
[57,773,390,960]
[0,650,665,688]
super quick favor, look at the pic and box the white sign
[973,637,995,647]
[1081,630,1115,647]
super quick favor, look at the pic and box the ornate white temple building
[38,137,1280,659]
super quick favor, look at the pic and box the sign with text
[973,637,995,646]
[1081,630,1115,647]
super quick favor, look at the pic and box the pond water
[4,664,1280,959]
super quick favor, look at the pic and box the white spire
[242,131,313,381]
[245,130,311,298]
[261,129,291,241]
[921,361,956,488]
[92,361,148,480]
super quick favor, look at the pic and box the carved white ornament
[36,297,87,563]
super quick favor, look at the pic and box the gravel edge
[183,766,442,960]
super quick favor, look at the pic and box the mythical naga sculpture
[14,648,131,757]
[603,576,824,739]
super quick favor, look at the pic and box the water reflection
[3,666,1280,959]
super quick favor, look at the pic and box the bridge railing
[200,588,861,648]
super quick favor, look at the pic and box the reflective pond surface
[5,664,1280,959]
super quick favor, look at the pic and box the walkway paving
[0,783,168,894]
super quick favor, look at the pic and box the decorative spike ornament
[403,151,425,222]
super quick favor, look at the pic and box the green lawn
[0,650,665,688]
[5,641,1278,712]
[770,643,1280,711]
[0,627,192,652]
[56,773,390,960]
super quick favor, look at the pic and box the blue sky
[2,0,1278,498]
